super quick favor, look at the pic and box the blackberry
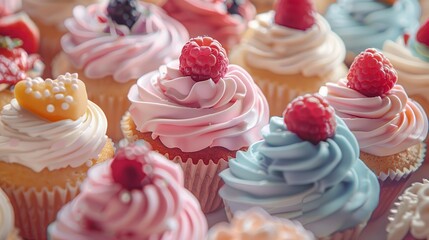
[226,0,243,15]
[107,0,141,29]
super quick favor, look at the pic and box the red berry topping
[275,0,315,31]
[403,33,410,46]
[284,94,336,144]
[179,36,229,83]
[416,20,429,47]
[111,142,151,191]
[347,48,397,97]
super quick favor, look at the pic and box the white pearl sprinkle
[34,77,43,83]
[45,79,53,85]
[72,84,79,90]
[44,89,51,97]
[59,87,66,92]
[65,96,73,103]
[55,94,64,99]
[52,87,60,93]
[120,192,131,204]
[61,103,69,110]
[71,73,78,79]
[71,79,78,84]
[46,104,55,113]
[25,81,32,87]
[25,88,32,94]
[58,75,65,81]
[33,91,42,99]
[58,82,65,86]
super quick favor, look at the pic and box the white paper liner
[0,181,82,240]
[377,143,426,182]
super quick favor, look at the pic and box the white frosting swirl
[0,189,14,240]
[383,39,429,102]
[242,11,346,77]
[0,99,108,172]
[22,0,101,30]
[387,179,429,240]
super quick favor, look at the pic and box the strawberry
[274,0,315,31]
[0,12,39,54]
[416,19,429,47]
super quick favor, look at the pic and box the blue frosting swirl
[219,116,380,238]
[325,0,420,54]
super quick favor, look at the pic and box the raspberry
[284,94,336,144]
[416,19,429,47]
[179,36,229,83]
[274,0,315,31]
[347,48,397,97]
[107,0,141,29]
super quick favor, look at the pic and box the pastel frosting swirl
[61,2,189,83]
[128,60,269,152]
[0,189,14,240]
[0,99,108,172]
[219,116,379,238]
[325,0,420,54]
[325,79,428,156]
[241,12,346,77]
[387,179,429,240]
[162,0,255,50]
[48,147,207,239]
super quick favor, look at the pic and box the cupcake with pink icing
[48,141,207,240]
[52,0,189,141]
[121,36,269,213]
[208,208,315,240]
[323,48,428,220]
[0,189,20,240]
[162,0,255,52]
[383,19,429,119]
[230,0,347,117]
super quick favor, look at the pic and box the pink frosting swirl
[128,60,269,152]
[324,79,428,156]
[162,0,255,51]
[61,2,189,83]
[49,145,207,240]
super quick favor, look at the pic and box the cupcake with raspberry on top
[121,36,269,213]
[219,93,379,239]
[323,48,428,220]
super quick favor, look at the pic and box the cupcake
[0,189,20,240]
[387,179,429,240]
[0,73,114,240]
[208,208,315,240]
[219,93,379,239]
[48,141,207,240]
[52,0,189,141]
[325,0,421,65]
[323,48,428,220]
[121,36,269,213]
[0,36,44,108]
[22,0,102,78]
[230,0,347,117]
[383,20,429,117]
[162,0,256,52]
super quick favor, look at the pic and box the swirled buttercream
[49,146,207,240]
[128,60,269,152]
[324,79,428,156]
[387,179,429,240]
[325,0,420,54]
[0,0,21,17]
[0,189,14,240]
[241,12,345,77]
[162,0,255,50]
[0,99,108,172]
[61,2,189,83]
[219,116,379,238]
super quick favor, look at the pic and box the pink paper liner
[0,182,81,240]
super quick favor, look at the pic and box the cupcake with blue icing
[325,0,420,65]
[219,93,380,239]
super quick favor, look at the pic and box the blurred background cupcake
[323,48,428,219]
[0,73,114,239]
[230,0,347,117]
[0,189,20,240]
[122,36,269,213]
[325,0,421,65]
[249,0,275,13]
[387,179,429,240]
[49,141,207,240]
[22,0,103,78]
[208,208,315,240]
[219,94,379,239]
[161,0,256,52]
[52,0,189,141]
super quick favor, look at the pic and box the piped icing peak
[14,73,88,122]
[274,0,315,30]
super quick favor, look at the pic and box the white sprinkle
[58,81,65,86]
[25,88,32,94]
[45,79,53,85]
[61,102,69,110]
[59,87,66,92]
[33,91,42,99]
[58,75,65,81]
[72,84,79,90]
[44,89,51,97]
[46,104,55,113]
[25,81,32,88]
[52,87,60,93]
[64,78,71,84]
[34,77,43,83]
[65,72,71,78]
[120,192,131,203]
[55,94,64,99]
[71,79,78,84]
[65,96,73,103]
[71,73,78,79]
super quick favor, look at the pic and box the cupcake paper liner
[0,181,81,240]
